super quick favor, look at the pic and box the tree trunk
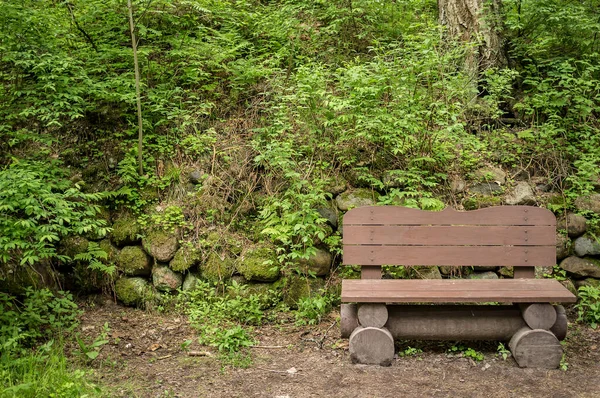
[438,0,507,83]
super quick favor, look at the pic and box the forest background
[1,0,600,396]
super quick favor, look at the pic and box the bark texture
[438,0,507,80]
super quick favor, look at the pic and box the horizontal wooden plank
[341,279,577,303]
[342,245,555,267]
[344,206,556,226]
[344,226,555,246]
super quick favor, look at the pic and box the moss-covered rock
[111,213,141,247]
[499,266,514,278]
[463,195,502,210]
[236,245,280,282]
[152,265,183,292]
[294,248,332,277]
[574,278,600,289]
[324,175,348,196]
[143,230,179,262]
[169,245,199,272]
[556,233,571,261]
[117,246,151,276]
[559,256,600,279]
[182,272,202,291]
[468,271,499,280]
[412,266,442,279]
[575,193,600,215]
[282,275,326,309]
[560,279,578,296]
[474,166,506,185]
[59,235,90,260]
[115,277,153,307]
[335,189,380,211]
[201,252,235,283]
[98,239,119,264]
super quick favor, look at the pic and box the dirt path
[77,300,600,398]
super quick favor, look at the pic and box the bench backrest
[343,206,556,278]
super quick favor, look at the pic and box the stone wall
[58,169,600,308]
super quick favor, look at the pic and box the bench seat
[341,279,577,304]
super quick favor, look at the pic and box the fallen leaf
[148,343,161,352]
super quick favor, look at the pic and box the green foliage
[448,344,484,362]
[0,161,108,267]
[496,343,511,361]
[0,289,99,397]
[543,265,568,281]
[295,294,332,326]
[575,286,600,329]
[0,288,80,351]
[72,322,110,362]
[0,340,101,398]
[398,346,423,358]
[179,281,276,358]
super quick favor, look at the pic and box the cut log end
[509,327,562,369]
[357,303,388,328]
[349,326,395,366]
[520,303,557,330]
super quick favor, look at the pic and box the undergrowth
[0,289,100,397]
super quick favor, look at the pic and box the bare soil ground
[76,299,600,398]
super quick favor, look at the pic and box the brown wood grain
[344,206,555,226]
[514,267,535,278]
[344,225,555,246]
[342,245,555,267]
[361,266,382,279]
[341,279,577,303]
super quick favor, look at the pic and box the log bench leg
[509,327,563,369]
[510,304,567,369]
[348,304,394,366]
[349,326,395,366]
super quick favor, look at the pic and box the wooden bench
[339,206,577,368]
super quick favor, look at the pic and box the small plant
[398,346,423,357]
[543,265,568,281]
[295,294,332,326]
[560,354,569,371]
[448,344,484,362]
[496,343,510,361]
[73,322,110,362]
[575,286,600,328]
[180,339,192,352]
[179,280,274,366]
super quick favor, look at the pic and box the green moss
[236,246,280,282]
[202,252,235,283]
[98,239,118,264]
[169,245,199,272]
[152,265,183,292]
[463,196,502,210]
[115,277,153,307]
[335,189,380,211]
[142,229,179,262]
[111,213,141,246]
[59,236,90,260]
[117,246,151,276]
[282,275,326,309]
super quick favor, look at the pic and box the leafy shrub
[575,286,600,329]
[180,281,274,356]
[295,294,332,326]
[0,289,98,397]
[0,161,109,267]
